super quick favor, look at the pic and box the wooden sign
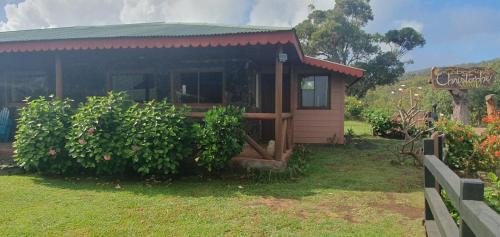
[430,67,496,89]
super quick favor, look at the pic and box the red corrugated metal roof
[303,56,364,78]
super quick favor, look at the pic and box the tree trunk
[450,89,470,125]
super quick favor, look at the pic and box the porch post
[55,55,63,98]
[274,46,283,160]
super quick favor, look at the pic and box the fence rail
[423,137,500,237]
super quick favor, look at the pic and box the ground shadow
[27,137,423,200]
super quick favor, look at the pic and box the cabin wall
[292,70,345,144]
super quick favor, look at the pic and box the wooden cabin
[0,23,363,169]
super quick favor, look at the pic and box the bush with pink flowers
[66,92,131,175]
[14,96,78,174]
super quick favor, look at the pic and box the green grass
[0,138,424,236]
[345,120,373,136]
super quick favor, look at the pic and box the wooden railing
[423,137,500,237]
[188,112,294,161]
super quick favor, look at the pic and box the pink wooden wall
[292,74,345,144]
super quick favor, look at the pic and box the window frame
[297,74,331,110]
[175,69,225,108]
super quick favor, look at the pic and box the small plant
[122,100,192,177]
[14,96,77,174]
[66,92,131,175]
[287,144,311,177]
[485,172,500,213]
[344,128,355,145]
[194,106,245,172]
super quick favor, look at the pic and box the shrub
[435,119,476,171]
[345,96,364,119]
[194,106,245,172]
[362,108,392,136]
[122,101,192,176]
[66,92,131,175]
[485,172,500,213]
[14,96,77,174]
[474,114,500,172]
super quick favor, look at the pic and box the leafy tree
[295,0,425,97]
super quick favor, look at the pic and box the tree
[295,0,426,97]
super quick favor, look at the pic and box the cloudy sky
[0,0,498,71]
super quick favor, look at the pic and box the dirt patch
[369,193,423,219]
[354,140,378,150]
[325,164,353,172]
[247,198,359,223]
[247,198,298,212]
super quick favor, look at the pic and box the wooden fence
[423,136,500,237]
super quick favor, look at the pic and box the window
[5,72,49,105]
[299,75,329,109]
[179,72,223,104]
[111,73,170,102]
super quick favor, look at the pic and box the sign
[430,67,496,89]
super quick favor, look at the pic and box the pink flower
[104,155,111,161]
[87,127,96,136]
[78,139,86,145]
[48,149,57,156]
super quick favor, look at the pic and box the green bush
[123,101,192,176]
[194,106,245,172]
[66,92,131,175]
[345,96,364,119]
[14,96,77,174]
[362,108,392,136]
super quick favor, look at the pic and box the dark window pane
[179,72,198,103]
[199,72,223,103]
[301,76,315,107]
[7,73,49,103]
[315,76,328,107]
[112,74,148,102]
[157,74,171,102]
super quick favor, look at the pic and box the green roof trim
[0,22,292,43]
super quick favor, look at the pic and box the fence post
[459,179,484,237]
[423,138,435,221]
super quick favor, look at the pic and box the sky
[0,0,498,71]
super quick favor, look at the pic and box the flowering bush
[122,101,193,176]
[435,119,476,170]
[14,96,78,174]
[66,92,131,175]
[475,114,500,171]
[194,106,245,172]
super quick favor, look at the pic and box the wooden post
[485,94,496,117]
[450,89,470,125]
[55,55,63,98]
[423,138,436,221]
[459,179,484,237]
[274,46,284,160]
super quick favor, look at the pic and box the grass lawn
[345,120,373,136]
[0,137,424,236]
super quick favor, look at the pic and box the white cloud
[120,0,253,25]
[0,0,331,31]
[0,0,123,31]
[398,20,423,32]
[249,0,332,26]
